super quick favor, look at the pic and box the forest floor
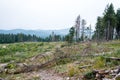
[0,40,120,80]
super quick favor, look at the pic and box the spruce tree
[116,8,120,39]
[103,3,116,40]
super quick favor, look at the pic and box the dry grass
[0,40,120,79]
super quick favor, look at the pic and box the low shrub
[56,58,71,65]
[67,64,78,77]
[5,63,16,69]
[93,56,105,69]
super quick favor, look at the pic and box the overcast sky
[0,0,119,30]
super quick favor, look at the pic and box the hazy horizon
[0,28,70,30]
[0,0,120,30]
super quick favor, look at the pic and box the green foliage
[116,8,120,39]
[60,44,66,48]
[115,76,120,80]
[0,40,120,79]
[68,66,75,77]
[6,63,16,69]
[0,56,15,63]
[0,48,11,56]
[38,42,44,46]
[0,33,43,43]
[103,3,116,40]
[0,42,56,63]
[93,3,118,40]
[94,56,105,68]
[56,58,71,65]
[112,49,120,57]
[105,49,120,67]
[84,71,96,79]
[94,16,104,40]
[65,27,75,43]
[67,64,78,77]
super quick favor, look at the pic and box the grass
[52,40,120,77]
[93,56,106,69]
[0,40,120,79]
[0,42,58,63]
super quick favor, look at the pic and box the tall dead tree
[75,15,80,42]
[51,31,55,42]
[89,24,92,40]
[81,19,86,41]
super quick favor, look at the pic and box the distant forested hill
[0,29,69,38]
[0,28,94,38]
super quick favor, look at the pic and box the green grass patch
[0,42,57,63]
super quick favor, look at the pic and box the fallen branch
[78,65,92,69]
[105,57,120,61]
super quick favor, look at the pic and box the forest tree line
[0,33,63,43]
[0,33,42,43]
[93,3,120,40]
[65,3,120,43]
[0,3,119,43]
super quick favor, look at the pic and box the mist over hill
[0,28,94,38]
[0,29,69,38]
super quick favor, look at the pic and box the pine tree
[65,27,75,43]
[103,3,116,40]
[116,8,120,39]
[95,17,104,40]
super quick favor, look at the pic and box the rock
[16,63,28,68]
[0,78,5,80]
[102,78,112,80]
[74,61,80,64]
[117,68,120,74]
[6,69,16,74]
[66,77,70,80]
[105,70,110,74]
[2,45,6,48]
[0,68,4,73]
[95,73,105,80]
[112,68,120,74]
[96,73,100,79]
[98,70,105,74]
[4,69,7,73]
[110,73,117,76]
[0,63,8,69]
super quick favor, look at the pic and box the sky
[0,0,120,30]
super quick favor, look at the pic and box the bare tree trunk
[107,20,110,40]
[75,15,80,42]
[89,25,91,40]
[81,19,86,41]
[52,31,55,42]
[111,27,114,40]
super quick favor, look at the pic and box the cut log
[105,57,120,61]
[5,58,58,74]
